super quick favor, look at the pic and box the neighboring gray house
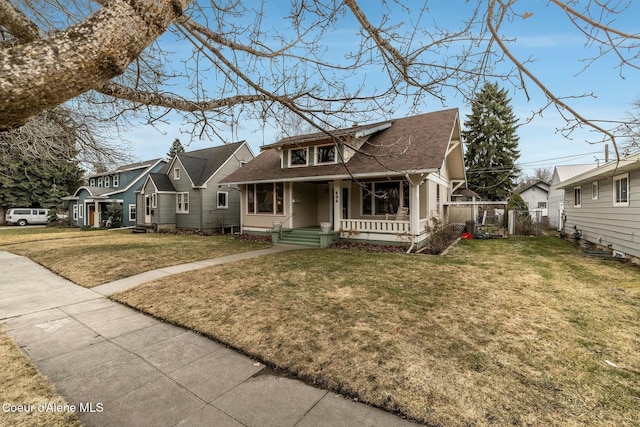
[63,159,167,227]
[548,164,596,229]
[136,142,254,232]
[553,152,640,261]
[517,180,550,219]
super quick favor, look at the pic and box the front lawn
[0,230,270,287]
[112,236,640,426]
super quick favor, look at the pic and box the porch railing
[340,219,410,234]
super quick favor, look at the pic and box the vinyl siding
[563,169,640,258]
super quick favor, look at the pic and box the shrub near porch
[112,236,640,426]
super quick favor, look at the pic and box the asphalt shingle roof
[177,142,244,186]
[222,109,459,184]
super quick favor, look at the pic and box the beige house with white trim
[221,109,468,248]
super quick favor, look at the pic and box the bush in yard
[423,216,461,254]
[105,203,123,228]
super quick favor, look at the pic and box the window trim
[176,192,189,213]
[129,204,136,221]
[217,191,229,209]
[78,204,84,219]
[591,181,598,200]
[613,173,630,207]
[361,180,409,216]
[73,205,78,220]
[104,176,110,187]
[90,178,95,186]
[151,193,157,208]
[97,177,103,187]
[537,201,547,209]
[315,144,337,165]
[247,183,284,215]
[112,174,119,187]
[574,186,582,208]
[174,167,181,180]
[289,148,308,167]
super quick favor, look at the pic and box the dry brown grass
[0,327,80,427]
[1,230,270,287]
[112,236,640,426]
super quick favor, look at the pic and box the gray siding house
[136,142,254,232]
[63,159,167,227]
[548,164,596,229]
[553,153,640,261]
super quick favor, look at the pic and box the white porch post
[333,179,342,231]
[93,200,100,228]
[410,180,420,238]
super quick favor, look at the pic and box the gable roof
[553,153,640,189]
[85,158,164,179]
[172,142,245,186]
[222,109,460,184]
[551,164,597,185]
[517,180,550,195]
[146,173,176,192]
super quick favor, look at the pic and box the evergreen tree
[463,82,520,200]
[0,112,83,210]
[167,138,185,158]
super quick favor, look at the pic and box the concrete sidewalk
[0,250,416,427]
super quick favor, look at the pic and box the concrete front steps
[278,228,323,247]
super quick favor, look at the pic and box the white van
[5,208,50,226]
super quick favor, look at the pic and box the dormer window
[104,176,110,187]
[316,145,336,164]
[290,148,308,167]
[97,177,103,187]
[112,174,119,187]
[90,178,95,186]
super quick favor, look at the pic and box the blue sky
[121,1,640,177]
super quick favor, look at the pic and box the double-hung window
[129,205,136,221]
[217,191,228,209]
[176,192,189,213]
[112,174,119,187]
[613,174,629,206]
[574,187,582,207]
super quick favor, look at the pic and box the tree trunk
[0,0,190,130]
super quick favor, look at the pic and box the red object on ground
[460,232,474,239]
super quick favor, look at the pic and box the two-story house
[136,142,254,233]
[221,109,468,248]
[64,159,167,227]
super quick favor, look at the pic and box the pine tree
[167,138,185,158]
[463,82,520,201]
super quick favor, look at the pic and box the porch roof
[222,109,459,185]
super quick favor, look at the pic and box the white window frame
[217,191,229,209]
[176,192,189,213]
[315,144,337,165]
[574,186,582,208]
[112,174,119,187]
[537,202,547,209]
[592,181,598,200]
[174,167,181,180]
[73,205,78,220]
[79,204,84,218]
[97,177,103,187]
[104,176,110,187]
[289,148,308,167]
[361,181,409,216]
[151,193,157,208]
[613,173,629,207]
[129,205,136,221]
[90,178,95,186]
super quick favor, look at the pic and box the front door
[145,195,152,224]
[88,205,95,226]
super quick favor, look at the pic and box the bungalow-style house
[517,180,550,219]
[136,142,254,232]
[221,108,467,248]
[63,159,167,227]
[548,164,596,229]
[553,152,640,262]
